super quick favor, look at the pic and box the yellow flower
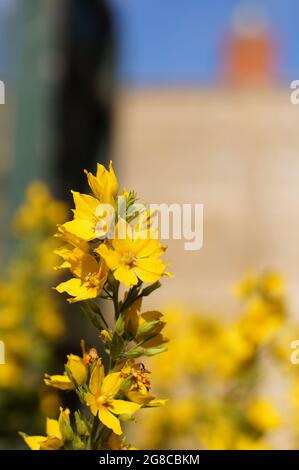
[120,361,166,407]
[45,350,88,390]
[55,253,107,303]
[61,192,112,241]
[234,271,284,300]
[239,297,283,345]
[85,161,119,205]
[215,325,254,377]
[55,225,91,255]
[234,272,256,299]
[35,296,65,339]
[85,360,140,435]
[246,399,281,432]
[14,182,67,234]
[20,408,69,450]
[0,362,22,389]
[97,220,171,287]
[60,162,118,241]
[234,436,270,450]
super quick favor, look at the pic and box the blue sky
[111,0,299,85]
[1,0,299,84]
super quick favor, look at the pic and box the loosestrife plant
[20,162,172,450]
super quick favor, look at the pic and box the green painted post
[9,0,52,212]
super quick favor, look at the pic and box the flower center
[122,251,136,267]
[96,394,112,407]
[84,272,100,289]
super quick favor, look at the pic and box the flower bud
[75,411,89,437]
[136,320,161,339]
[65,354,87,385]
[72,435,85,450]
[58,408,74,442]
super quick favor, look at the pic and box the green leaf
[110,333,125,360]
[140,281,161,297]
[142,345,168,357]
[114,313,125,336]
[75,411,89,437]
[136,320,161,338]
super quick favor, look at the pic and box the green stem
[96,305,109,329]
[90,281,122,449]
[113,281,120,319]
[95,427,112,450]
[120,283,141,312]
[91,416,100,450]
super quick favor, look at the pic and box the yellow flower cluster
[0,183,67,445]
[21,162,171,450]
[136,272,289,450]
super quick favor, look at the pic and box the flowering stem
[23,162,171,451]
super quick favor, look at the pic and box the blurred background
[1,0,299,449]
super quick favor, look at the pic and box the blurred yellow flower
[246,399,281,432]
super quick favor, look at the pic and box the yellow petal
[79,253,99,278]
[109,399,140,415]
[46,418,62,440]
[89,360,104,395]
[62,219,95,241]
[133,239,164,258]
[19,433,46,450]
[44,374,74,391]
[107,161,119,197]
[65,354,87,385]
[101,372,122,396]
[96,163,106,179]
[55,278,98,303]
[98,406,122,435]
[126,390,154,405]
[112,238,132,255]
[85,170,103,201]
[135,257,166,276]
[114,266,138,287]
[97,244,121,270]
[55,278,82,296]
[72,191,99,219]
[40,437,63,451]
[85,393,98,416]
[147,399,168,407]
[133,266,161,283]
[56,225,90,251]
